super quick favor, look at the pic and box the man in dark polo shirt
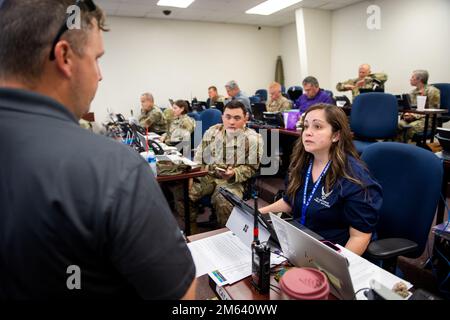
[0,0,195,299]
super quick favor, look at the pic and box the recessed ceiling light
[157,0,195,9]
[246,0,303,16]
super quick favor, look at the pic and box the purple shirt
[294,89,334,113]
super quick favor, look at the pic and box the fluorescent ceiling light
[246,0,303,15]
[157,0,195,9]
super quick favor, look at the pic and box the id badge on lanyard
[300,160,331,225]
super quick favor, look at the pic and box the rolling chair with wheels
[361,142,443,274]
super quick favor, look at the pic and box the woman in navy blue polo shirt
[260,104,382,255]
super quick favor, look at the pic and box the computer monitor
[192,101,207,112]
[213,101,224,113]
[262,112,284,128]
[359,88,385,94]
[335,95,351,107]
[396,93,415,110]
[251,103,266,122]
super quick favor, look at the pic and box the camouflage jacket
[404,85,441,121]
[209,95,225,107]
[138,106,167,132]
[194,124,263,184]
[336,73,388,98]
[266,96,292,113]
[163,107,174,124]
[163,114,195,143]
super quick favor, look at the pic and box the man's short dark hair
[0,0,107,84]
[302,76,320,87]
[224,100,247,115]
[208,86,217,92]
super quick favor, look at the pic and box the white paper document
[188,230,285,286]
[187,231,250,278]
[164,154,200,168]
[145,132,161,140]
[338,245,413,300]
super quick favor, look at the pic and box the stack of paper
[338,245,413,300]
[187,230,285,286]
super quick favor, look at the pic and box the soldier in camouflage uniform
[336,64,388,99]
[398,70,441,141]
[173,101,263,231]
[161,100,195,145]
[138,92,167,133]
[266,81,292,112]
[163,107,174,124]
[207,86,225,107]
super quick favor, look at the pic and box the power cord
[354,287,370,297]
[269,283,281,294]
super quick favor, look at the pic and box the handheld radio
[250,187,271,294]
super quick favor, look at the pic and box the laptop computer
[262,112,284,128]
[218,187,323,249]
[269,212,356,300]
[251,102,266,122]
[396,93,415,110]
[359,88,385,94]
[212,101,224,113]
[335,95,351,107]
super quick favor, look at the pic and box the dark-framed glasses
[49,0,96,60]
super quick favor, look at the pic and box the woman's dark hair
[174,99,189,115]
[286,103,365,201]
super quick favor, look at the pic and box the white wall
[280,23,302,88]
[90,0,450,122]
[331,0,450,97]
[295,8,332,90]
[91,17,280,122]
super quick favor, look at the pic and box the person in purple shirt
[294,76,334,113]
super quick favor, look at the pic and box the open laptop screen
[270,213,356,300]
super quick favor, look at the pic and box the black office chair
[361,142,443,274]
[255,89,268,102]
[287,86,303,102]
[249,95,261,104]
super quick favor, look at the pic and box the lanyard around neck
[300,159,332,225]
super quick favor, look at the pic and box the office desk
[188,228,337,300]
[157,168,208,236]
[399,109,447,146]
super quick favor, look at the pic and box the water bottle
[147,149,157,177]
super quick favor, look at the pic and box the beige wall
[91,17,280,122]
[330,0,450,97]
